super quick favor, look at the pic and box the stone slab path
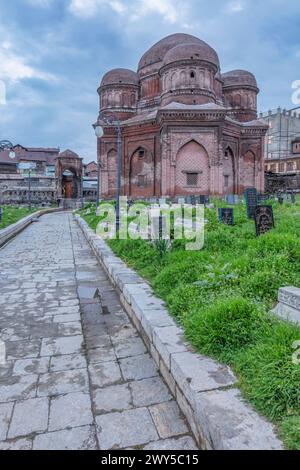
[0,212,198,450]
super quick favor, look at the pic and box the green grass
[78,198,300,449]
[0,205,37,230]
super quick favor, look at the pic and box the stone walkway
[0,212,198,450]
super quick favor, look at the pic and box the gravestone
[278,195,284,205]
[218,208,234,226]
[197,195,210,205]
[226,194,236,205]
[244,188,258,219]
[186,195,195,205]
[149,198,158,205]
[177,197,185,206]
[291,192,296,204]
[0,207,2,224]
[258,193,269,204]
[254,205,275,236]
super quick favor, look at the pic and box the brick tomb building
[96,33,268,199]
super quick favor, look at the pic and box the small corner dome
[100,68,139,87]
[222,70,258,89]
[163,42,220,69]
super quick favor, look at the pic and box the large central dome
[138,33,219,73]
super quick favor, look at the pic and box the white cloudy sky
[0,0,299,161]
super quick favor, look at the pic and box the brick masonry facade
[96,33,268,199]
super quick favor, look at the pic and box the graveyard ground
[78,199,300,450]
[0,206,37,230]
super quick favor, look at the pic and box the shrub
[184,297,271,362]
[234,321,300,420]
[280,416,300,450]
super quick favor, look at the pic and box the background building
[259,107,300,175]
[0,145,96,205]
[96,33,268,200]
[259,108,300,192]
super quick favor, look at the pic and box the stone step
[272,287,300,326]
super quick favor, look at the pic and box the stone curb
[0,208,65,248]
[75,214,283,450]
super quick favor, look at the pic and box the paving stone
[114,337,147,359]
[57,321,83,336]
[0,374,38,402]
[110,325,137,343]
[143,436,198,450]
[130,377,171,407]
[38,369,89,397]
[0,403,13,440]
[49,392,93,431]
[96,408,159,449]
[88,346,116,364]
[52,313,81,323]
[33,425,98,450]
[50,353,86,372]
[0,361,14,380]
[29,323,59,339]
[6,340,41,360]
[85,333,111,350]
[88,362,122,389]
[119,354,158,381]
[40,335,83,356]
[93,384,132,414]
[149,401,189,439]
[0,437,32,450]
[84,322,108,338]
[8,397,49,439]
[13,357,50,376]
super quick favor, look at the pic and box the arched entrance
[56,149,83,200]
[223,147,235,194]
[175,140,210,195]
[62,169,78,199]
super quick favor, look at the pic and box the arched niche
[129,146,154,198]
[107,149,117,197]
[243,150,256,187]
[223,146,235,194]
[175,140,210,194]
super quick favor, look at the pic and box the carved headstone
[218,208,234,226]
[254,205,275,236]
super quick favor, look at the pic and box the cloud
[133,0,179,23]
[0,50,54,82]
[69,0,127,18]
[24,0,54,7]
[225,1,244,13]
[0,43,56,82]
[69,0,178,23]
